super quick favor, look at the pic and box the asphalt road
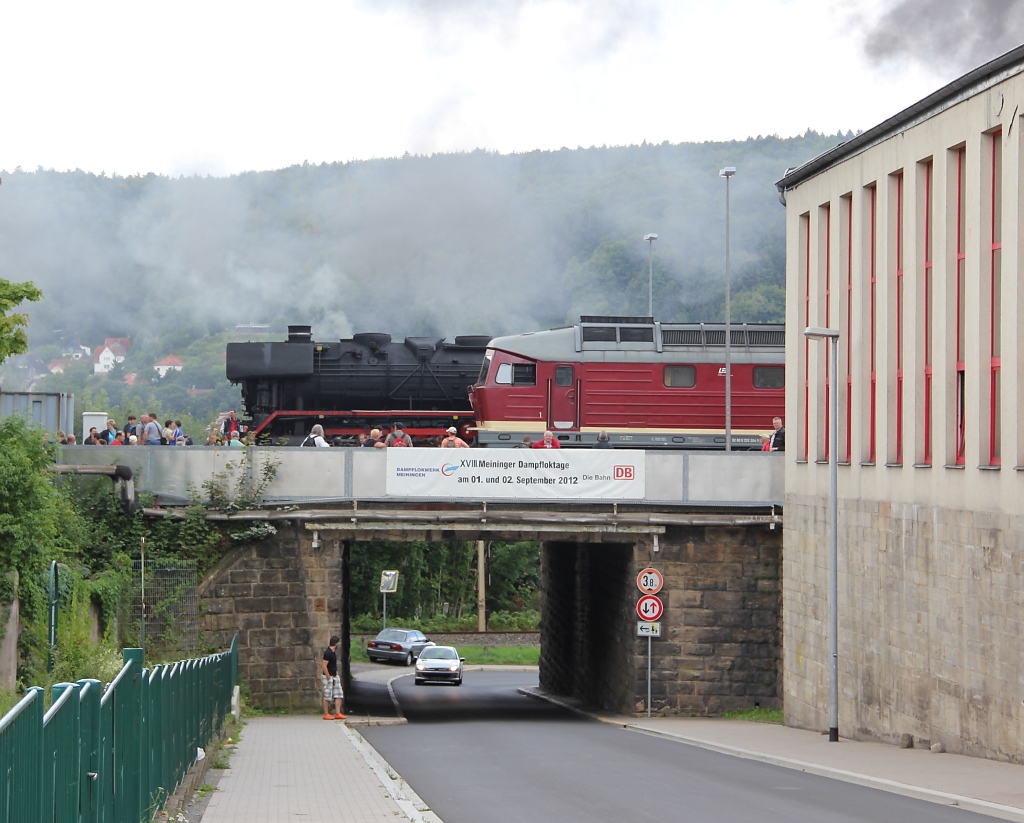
[355,670,1003,823]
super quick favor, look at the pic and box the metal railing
[0,636,237,823]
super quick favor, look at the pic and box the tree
[0,279,42,364]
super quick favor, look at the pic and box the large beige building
[777,47,1023,762]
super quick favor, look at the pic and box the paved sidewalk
[521,687,1024,823]
[199,715,438,823]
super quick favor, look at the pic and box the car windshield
[420,647,457,660]
[376,629,408,641]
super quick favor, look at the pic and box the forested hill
[1,130,849,357]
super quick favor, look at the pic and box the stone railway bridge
[62,447,783,716]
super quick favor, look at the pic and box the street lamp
[720,167,736,450]
[804,325,840,743]
[643,233,658,317]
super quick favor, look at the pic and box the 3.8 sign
[636,568,663,594]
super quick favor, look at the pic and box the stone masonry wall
[200,524,342,709]
[539,526,781,716]
[784,494,1024,763]
[647,526,781,715]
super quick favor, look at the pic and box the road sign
[636,568,663,594]
[636,594,664,621]
[637,621,661,637]
[380,570,399,593]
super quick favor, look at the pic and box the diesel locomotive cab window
[555,366,573,386]
[495,362,537,386]
[619,327,654,343]
[664,365,696,388]
[753,366,785,389]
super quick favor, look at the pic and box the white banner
[386,449,646,499]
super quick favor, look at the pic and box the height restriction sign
[636,594,664,621]
[636,568,663,594]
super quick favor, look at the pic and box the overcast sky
[2,0,1018,178]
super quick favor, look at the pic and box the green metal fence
[0,635,237,823]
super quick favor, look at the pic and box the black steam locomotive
[225,325,490,442]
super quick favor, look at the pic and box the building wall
[783,67,1024,760]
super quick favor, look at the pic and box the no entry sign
[636,594,664,621]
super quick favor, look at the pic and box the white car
[414,646,464,686]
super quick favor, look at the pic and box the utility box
[82,411,108,441]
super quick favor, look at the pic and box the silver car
[414,645,464,686]
[366,628,434,666]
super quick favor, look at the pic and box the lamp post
[804,325,840,742]
[644,233,658,317]
[720,167,736,450]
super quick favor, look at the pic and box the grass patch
[196,783,215,797]
[0,690,22,719]
[722,707,784,724]
[211,752,231,770]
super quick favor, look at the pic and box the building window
[753,366,785,389]
[892,172,905,464]
[841,194,853,463]
[954,146,967,465]
[663,365,696,387]
[822,203,832,461]
[866,184,878,463]
[921,159,934,465]
[988,130,1002,465]
[555,365,574,387]
[801,212,811,461]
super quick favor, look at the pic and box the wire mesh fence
[129,559,201,655]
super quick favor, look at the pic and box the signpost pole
[383,592,387,630]
[647,635,652,718]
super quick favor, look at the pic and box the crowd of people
[57,410,786,451]
[58,413,194,446]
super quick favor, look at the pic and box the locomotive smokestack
[287,325,313,343]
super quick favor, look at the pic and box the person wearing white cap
[440,426,469,448]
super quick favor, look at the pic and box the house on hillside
[93,337,131,374]
[154,354,185,378]
[47,358,74,374]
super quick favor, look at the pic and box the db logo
[614,465,634,480]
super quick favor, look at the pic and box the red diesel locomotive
[468,316,785,448]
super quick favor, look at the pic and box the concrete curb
[343,725,444,823]
[517,687,1024,823]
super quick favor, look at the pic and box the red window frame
[955,148,966,465]
[894,173,904,464]
[922,161,933,465]
[989,132,1001,466]
[844,195,853,463]
[869,185,877,463]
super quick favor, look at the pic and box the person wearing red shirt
[532,431,561,449]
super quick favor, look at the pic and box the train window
[495,363,537,386]
[664,365,696,387]
[581,326,617,342]
[555,366,573,386]
[753,366,785,389]
[478,354,492,384]
[619,327,654,343]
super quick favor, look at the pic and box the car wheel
[404,652,414,666]
[454,677,462,686]
[415,678,423,686]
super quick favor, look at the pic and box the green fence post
[77,679,102,823]
[121,648,144,823]
[44,683,81,823]
[0,686,44,823]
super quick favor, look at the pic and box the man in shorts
[321,636,346,720]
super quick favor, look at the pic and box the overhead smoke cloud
[861,0,1024,73]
